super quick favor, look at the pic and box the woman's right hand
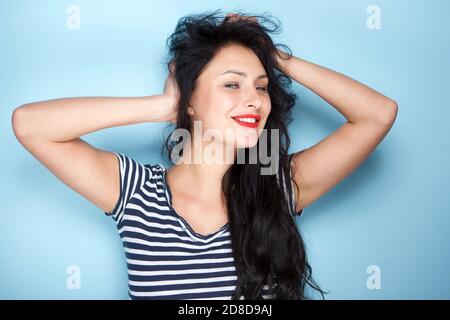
[162,61,179,123]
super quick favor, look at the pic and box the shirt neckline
[161,165,230,240]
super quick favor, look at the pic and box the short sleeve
[104,152,151,224]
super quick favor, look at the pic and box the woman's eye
[225,83,268,92]
[225,83,239,89]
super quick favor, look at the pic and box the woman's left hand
[222,13,259,25]
[222,13,291,73]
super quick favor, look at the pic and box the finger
[169,61,176,74]
[224,13,258,25]
[224,13,240,23]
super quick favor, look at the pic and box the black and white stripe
[105,152,301,299]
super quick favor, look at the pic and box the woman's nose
[245,88,263,109]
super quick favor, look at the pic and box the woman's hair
[161,9,327,299]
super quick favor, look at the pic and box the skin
[166,43,272,235]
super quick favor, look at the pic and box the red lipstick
[231,114,261,128]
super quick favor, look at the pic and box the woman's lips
[231,117,259,128]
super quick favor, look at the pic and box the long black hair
[161,9,327,299]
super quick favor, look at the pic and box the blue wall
[1,0,449,299]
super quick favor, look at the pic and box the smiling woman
[159,10,327,299]
[12,9,327,300]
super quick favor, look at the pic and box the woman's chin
[235,135,259,149]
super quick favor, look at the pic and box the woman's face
[188,44,272,151]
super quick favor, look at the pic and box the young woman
[12,11,398,300]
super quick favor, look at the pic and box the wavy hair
[161,9,327,299]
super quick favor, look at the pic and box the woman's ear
[187,104,195,116]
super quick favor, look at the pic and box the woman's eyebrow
[221,69,268,79]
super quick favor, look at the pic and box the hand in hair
[223,13,259,25]
[162,60,179,123]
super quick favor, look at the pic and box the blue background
[1,0,449,299]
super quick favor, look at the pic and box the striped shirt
[105,152,303,300]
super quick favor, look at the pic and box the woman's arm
[276,49,398,125]
[12,94,173,143]
[11,68,178,213]
[276,50,398,211]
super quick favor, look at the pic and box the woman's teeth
[234,118,256,123]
